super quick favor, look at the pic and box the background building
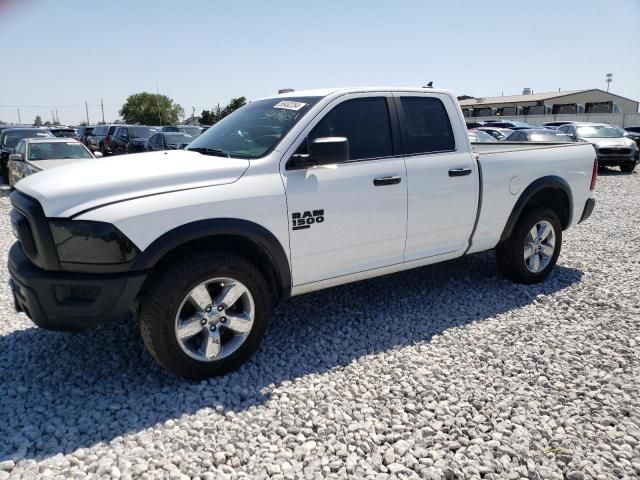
[459,89,640,126]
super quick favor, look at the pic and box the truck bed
[472,142,587,155]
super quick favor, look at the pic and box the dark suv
[0,128,54,181]
[88,125,118,155]
[75,126,95,146]
[110,126,158,154]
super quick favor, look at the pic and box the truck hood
[17,150,250,218]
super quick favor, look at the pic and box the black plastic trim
[500,176,573,242]
[579,198,595,223]
[10,191,60,270]
[132,218,292,298]
[8,242,146,331]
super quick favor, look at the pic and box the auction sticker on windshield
[273,101,307,111]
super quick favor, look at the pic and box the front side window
[308,97,393,160]
[400,97,455,154]
[188,96,321,159]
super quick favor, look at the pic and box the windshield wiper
[188,147,230,158]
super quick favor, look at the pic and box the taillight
[590,158,598,191]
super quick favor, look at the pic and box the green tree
[199,98,246,126]
[34,115,43,127]
[119,92,184,125]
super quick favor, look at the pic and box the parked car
[468,129,498,142]
[178,126,204,138]
[504,129,573,143]
[621,126,640,148]
[49,127,78,139]
[88,125,118,155]
[484,120,531,130]
[75,126,95,146]
[110,125,158,154]
[7,138,100,188]
[158,126,180,133]
[146,132,194,151]
[558,123,639,172]
[0,128,53,182]
[465,121,486,129]
[8,86,597,378]
[476,127,513,140]
[542,121,575,128]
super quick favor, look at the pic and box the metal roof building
[459,89,639,114]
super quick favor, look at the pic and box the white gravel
[0,169,639,480]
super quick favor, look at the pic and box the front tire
[620,163,636,173]
[496,207,562,284]
[139,251,272,379]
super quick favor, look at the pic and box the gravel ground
[0,170,638,480]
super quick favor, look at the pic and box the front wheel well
[138,235,285,306]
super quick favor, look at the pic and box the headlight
[49,220,140,264]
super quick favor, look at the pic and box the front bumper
[596,152,638,166]
[8,242,146,331]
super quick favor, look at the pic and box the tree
[119,92,184,125]
[457,95,475,101]
[199,97,247,126]
[33,115,43,127]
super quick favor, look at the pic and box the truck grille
[599,148,631,155]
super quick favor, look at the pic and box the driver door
[281,94,408,287]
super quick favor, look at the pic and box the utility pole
[52,109,55,124]
[17,108,21,124]
[606,73,612,92]
[56,109,59,124]
[85,100,90,124]
[100,99,105,124]
[192,106,195,124]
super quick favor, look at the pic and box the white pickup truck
[8,87,597,378]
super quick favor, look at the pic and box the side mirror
[290,137,349,169]
[8,153,22,162]
[93,151,103,158]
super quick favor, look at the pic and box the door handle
[448,168,472,177]
[373,176,401,186]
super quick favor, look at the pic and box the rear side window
[400,97,455,154]
[309,97,393,160]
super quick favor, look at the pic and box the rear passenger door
[395,93,479,261]
[282,94,408,286]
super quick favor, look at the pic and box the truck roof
[264,86,454,100]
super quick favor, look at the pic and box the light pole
[606,73,612,92]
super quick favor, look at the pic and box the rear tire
[620,163,635,173]
[139,251,272,379]
[496,207,562,284]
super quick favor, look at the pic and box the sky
[0,0,639,125]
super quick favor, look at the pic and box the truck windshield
[577,126,623,138]
[187,97,321,159]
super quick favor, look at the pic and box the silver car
[7,137,101,189]
[558,122,639,173]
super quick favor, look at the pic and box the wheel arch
[500,176,573,242]
[133,218,291,301]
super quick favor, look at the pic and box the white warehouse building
[459,89,639,127]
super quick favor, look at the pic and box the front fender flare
[132,218,291,297]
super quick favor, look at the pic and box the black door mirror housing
[290,137,349,169]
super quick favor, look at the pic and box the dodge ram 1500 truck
[8,87,597,378]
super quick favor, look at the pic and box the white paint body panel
[15,87,596,298]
